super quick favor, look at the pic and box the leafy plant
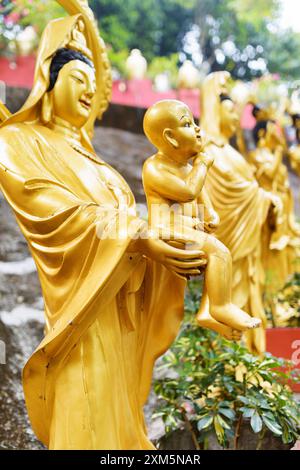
[13,0,66,35]
[265,272,300,328]
[153,280,300,449]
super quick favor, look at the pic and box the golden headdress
[0,0,112,151]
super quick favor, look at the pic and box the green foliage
[13,0,66,35]
[194,0,300,80]
[228,0,280,26]
[107,48,129,77]
[148,54,179,88]
[90,0,194,61]
[0,0,19,56]
[266,29,300,80]
[4,0,300,82]
[269,273,300,328]
[153,280,300,449]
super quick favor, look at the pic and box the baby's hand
[194,152,214,169]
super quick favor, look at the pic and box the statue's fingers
[165,257,205,269]
[170,267,201,276]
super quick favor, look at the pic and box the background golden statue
[249,105,300,301]
[200,71,282,355]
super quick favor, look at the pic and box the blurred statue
[143,99,262,340]
[249,106,300,297]
[0,1,205,450]
[16,26,37,56]
[178,60,199,89]
[200,71,282,355]
[125,49,147,80]
[288,99,300,176]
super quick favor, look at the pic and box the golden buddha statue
[288,107,300,176]
[0,1,205,450]
[200,71,283,355]
[142,99,261,340]
[249,105,300,297]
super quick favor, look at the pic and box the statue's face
[50,59,96,128]
[165,105,203,159]
[219,98,239,138]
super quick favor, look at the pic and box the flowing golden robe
[201,73,272,354]
[0,122,185,449]
[0,12,186,449]
[249,147,300,295]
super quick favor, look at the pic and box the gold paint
[249,117,300,298]
[0,1,206,450]
[143,99,261,340]
[200,72,282,355]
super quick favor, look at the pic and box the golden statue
[0,1,205,450]
[249,105,300,298]
[200,71,283,355]
[142,99,261,340]
[288,110,300,176]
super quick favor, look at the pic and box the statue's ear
[163,128,179,148]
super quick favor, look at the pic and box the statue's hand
[204,208,220,233]
[131,235,207,279]
[269,193,283,225]
[194,152,214,169]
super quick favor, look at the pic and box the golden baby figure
[143,100,261,340]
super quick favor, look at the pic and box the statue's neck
[48,116,81,142]
[157,151,189,167]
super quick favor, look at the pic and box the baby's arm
[143,153,214,203]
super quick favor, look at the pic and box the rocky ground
[0,126,299,450]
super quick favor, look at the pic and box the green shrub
[153,280,300,449]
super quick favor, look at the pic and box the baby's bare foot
[196,309,243,341]
[210,304,261,331]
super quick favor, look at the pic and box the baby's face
[167,105,203,158]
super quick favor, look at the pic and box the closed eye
[71,75,85,84]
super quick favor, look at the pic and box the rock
[0,318,44,449]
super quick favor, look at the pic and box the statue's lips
[79,99,91,109]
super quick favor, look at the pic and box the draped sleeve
[204,143,271,261]
[0,123,186,446]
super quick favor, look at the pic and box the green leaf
[197,415,213,431]
[250,411,263,433]
[214,415,225,443]
[262,416,282,436]
[241,407,255,418]
[238,396,250,405]
[217,414,231,430]
[219,407,236,420]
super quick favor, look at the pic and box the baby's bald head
[143,99,191,149]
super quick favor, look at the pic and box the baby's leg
[202,234,261,331]
[196,286,242,341]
